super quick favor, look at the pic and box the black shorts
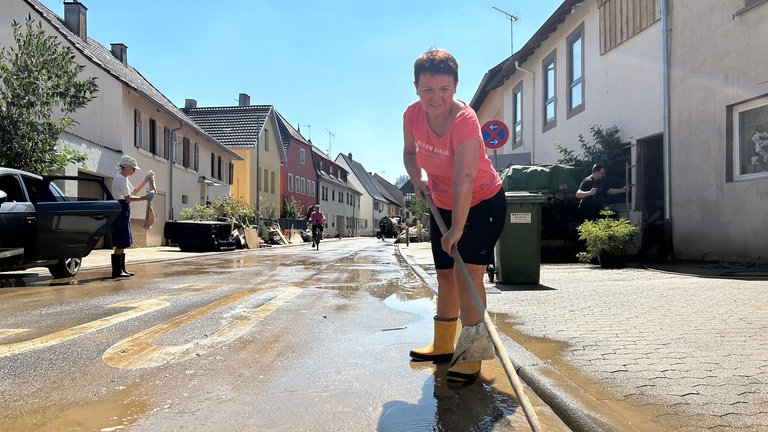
[430,187,506,270]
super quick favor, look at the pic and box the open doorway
[636,134,666,258]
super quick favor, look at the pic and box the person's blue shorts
[430,187,505,270]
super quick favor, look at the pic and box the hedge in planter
[577,210,638,267]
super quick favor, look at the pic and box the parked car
[0,167,121,277]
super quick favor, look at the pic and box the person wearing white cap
[110,155,154,278]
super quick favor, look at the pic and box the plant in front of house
[577,210,638,268]
[180,196,256,225]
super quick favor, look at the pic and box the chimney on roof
[63,1,88,40]
[110,43,127,65]
[348,153,353,160]
[185,99,197,109]
[238,93,250,106]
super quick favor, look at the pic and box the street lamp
[492,6,519,55]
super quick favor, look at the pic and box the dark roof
[275,110,310,153]
[470,0,580,110]
[399,179,415,194]
[372,173,405,207]
[311,147,358,192]
[337,153,387,201]
[23,0,240,159]
[182,105,272,147]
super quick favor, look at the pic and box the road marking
[102,287,301,369]
[0,297,175,358]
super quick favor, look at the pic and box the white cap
[116,155,141,170]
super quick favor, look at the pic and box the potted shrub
[577,210,638,268]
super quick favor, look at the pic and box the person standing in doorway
[403,48,506,383]
[111,155,154,278]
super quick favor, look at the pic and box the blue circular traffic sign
[481,120,509,149]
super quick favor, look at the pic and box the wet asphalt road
[0,238,568,431]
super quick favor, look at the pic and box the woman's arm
[403,125,429,199]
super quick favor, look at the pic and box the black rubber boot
[111,254,130,278]
[120,254,134,276]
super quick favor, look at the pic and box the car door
[26,175,121,260]
[0,173,34,262]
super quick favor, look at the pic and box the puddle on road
[494,315,669,432]
[379,291,570,431]
[0,382,149,432]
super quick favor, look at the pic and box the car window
[0,174,26,202]
[20,175,43,203]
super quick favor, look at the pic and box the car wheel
[48,257,82,278]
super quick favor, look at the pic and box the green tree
[554,124,629,187]
[281,196,303,219]
[408,198,429,221]
[0,17,98,173]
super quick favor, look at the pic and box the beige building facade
[4,0,240,247]
[473,0,768,261]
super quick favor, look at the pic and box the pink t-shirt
[309,211,325,226]
[403,100,502,209]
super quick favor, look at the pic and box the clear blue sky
[40,0,563,185]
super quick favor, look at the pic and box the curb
[395,243,640,432]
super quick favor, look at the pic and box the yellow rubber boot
[409,316,459,362]
[446,361,482,383]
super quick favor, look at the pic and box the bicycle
[311,224,323,250]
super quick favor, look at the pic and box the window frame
[567,23,585,118]
[182,137,190,168]
[542,50,557,133]
[134,110,143,148]
[288,173,294,192]
[512,82,523,149]
[729,94,768,181]
[736,0,768,16]
[193,143,199,172]
[148,118,157,155]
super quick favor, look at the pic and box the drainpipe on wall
[661,0,671,221]
[168,121,183,221]
[255,137,261,226]
[515,61,536,163]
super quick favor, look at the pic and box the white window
[288,174,294,191]
[513,83,523,149]
[567,24,585,117]
[301,178,306,194]
[300,148,306,164]
[543,51,557,132]
[731,96,768,181]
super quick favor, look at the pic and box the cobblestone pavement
[398,241,768,431]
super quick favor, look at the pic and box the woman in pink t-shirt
[403,49,505,383]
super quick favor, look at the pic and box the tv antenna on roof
[492,6,519,55]
[325,128,335,156]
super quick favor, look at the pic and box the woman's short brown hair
[414,49,458,85]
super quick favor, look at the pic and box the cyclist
[308,205,326,248]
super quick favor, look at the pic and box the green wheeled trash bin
[494,192,546,284]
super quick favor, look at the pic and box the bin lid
[499,164,590,194]
[504,191,547,203]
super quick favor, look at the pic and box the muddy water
[1,239,571,431]
[494,316,669,432]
